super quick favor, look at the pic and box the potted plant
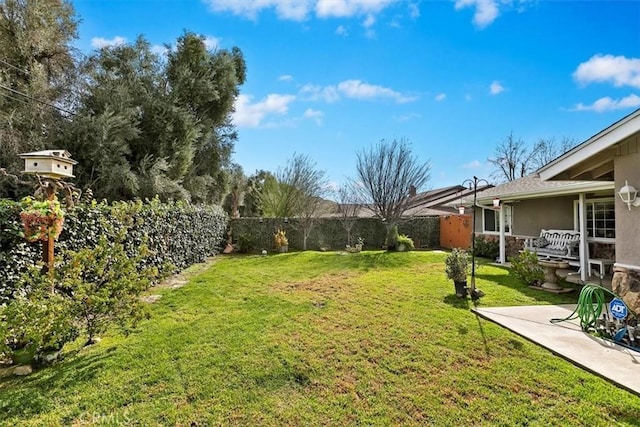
[274,229,288,253]
[396,234,415,252]
[445,248,470,298]
[19,196,65,242]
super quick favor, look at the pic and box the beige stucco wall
[614,151,640,267]
[473,196,576,236]
[511,196,576,236]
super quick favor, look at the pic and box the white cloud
[573,54,640,89]
[335,25,349,36]
[204,0,313,20]
[454,0,499,28]
[489,80,505,95]
[205,0,399,21]
[337,79,417,103]
[299,84,341,103]
[279,74,293,81]
[300,80,416,104]
[316,0,398,18]
[461,160,482,169]
[394,112,421,122]
[303,108,324,125]
[435,93,447,102]
[571,94,640,113]
[232,93,296,127]
[151,45,169,56]
[203,35,220,50]
[91,36,127,49]
[362,14,376,38]
[409,3,420,18]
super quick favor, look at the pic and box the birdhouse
[20,150,77,180]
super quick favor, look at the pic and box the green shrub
[445,248,471,282]
[511,250,544,286]
[237,234,255,253]
[0,198,228,305]
[0,266,78,365]
[473,236,499,260]
[397,234,415,251]
[62,234,160,344]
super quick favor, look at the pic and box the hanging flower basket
[19,197,65,242]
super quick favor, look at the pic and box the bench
[523,229,580,261]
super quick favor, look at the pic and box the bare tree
[487,132,539,182]
[259,153,328,250]
[532,137,577,170]
[353,138,431,245]
[336,183,362,246]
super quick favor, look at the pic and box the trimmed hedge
[229,216,440,252]
[0,199,228,304]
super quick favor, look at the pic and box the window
[482,205,512,234]
[574,198,615,241]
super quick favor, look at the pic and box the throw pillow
[533,237,549,248]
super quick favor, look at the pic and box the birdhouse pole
[19,150,77,277]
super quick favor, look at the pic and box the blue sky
[71,0,640,190]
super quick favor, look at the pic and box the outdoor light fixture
[493,197,501,208]
[284,217,289,223]
[457,205,465,215]
[259,217,263,223]
[618,180,640,211]
[461,176,489,301]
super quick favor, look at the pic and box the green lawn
[2,251,639,426]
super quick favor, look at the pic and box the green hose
[550,284,636,331]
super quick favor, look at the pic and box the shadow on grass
[277,250,415,272]
[443,294,471,310]
[475,272,581,305]
[0,348,115,420]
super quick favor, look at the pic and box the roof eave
[538,109,640,181]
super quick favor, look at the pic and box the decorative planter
[454,280,468,298]
[397,243,407,252]
[278,246,288,253]
[19,198,64,242]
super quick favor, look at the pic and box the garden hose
[549,283,638,332]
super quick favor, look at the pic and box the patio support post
[499,204,506,264]
[578,192,588,282]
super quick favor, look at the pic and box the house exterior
[467,175,615,275]
[538,108,640,313]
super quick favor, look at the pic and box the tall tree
[0,0,78,198]
[353,138,431,244]
[487,132,538,183]
[242,170,273,217]
[336,183,362,246]
[167,32,246,204]
[532,137,577,170]
[61,33,246,203]
[222,163,246,218]
[259,154,328,250]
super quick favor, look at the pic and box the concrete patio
[472,304,639,396]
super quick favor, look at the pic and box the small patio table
[538,259,570,291]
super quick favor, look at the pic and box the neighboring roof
[538,108,640,181]
[447,175,614,206]
[322,184,487,218]
[406,184,492,216]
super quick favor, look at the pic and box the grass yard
[1,251,639,425]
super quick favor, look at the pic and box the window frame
[481,205,512,235]
[573,197,616,243]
